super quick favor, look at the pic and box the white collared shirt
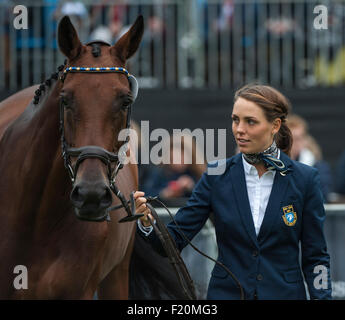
[242,150,279,236]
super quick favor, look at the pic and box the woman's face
[232,97,281,154]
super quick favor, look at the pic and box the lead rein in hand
[144,201,196,300]
[144,197,245,300]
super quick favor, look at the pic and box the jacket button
[256,274,263,281]
[252,250,258,257]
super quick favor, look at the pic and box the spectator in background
[212,0,234,32]
[89,3,129,44]
[54,0,89,42]
[141,133,206,206]
[287,114,333,202]
[129,120,157,193]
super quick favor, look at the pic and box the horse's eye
[121,97,132,110]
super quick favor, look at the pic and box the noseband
[59,65,143,223]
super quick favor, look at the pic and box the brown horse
[0,16,144,299]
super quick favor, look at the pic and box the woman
[134,84,332,300]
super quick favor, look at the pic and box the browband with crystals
[61,66,129,79]
[60,66,139,101]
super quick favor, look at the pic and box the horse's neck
[0,81,70,226]
[0,85,38,140]
[11,82,62,174]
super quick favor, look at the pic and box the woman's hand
[134,191,153,227]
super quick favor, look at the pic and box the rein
[145,197,245,300]
[146,201,197,300]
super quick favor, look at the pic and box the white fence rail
[0,0,345,91]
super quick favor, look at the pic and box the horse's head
[57,16,143,222]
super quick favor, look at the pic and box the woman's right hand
[134,191,153,227]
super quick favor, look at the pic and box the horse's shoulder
[0,85,38,139]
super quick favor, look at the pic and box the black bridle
[59,65,143,223]
[58,63,243,300]
[57,64,198,300]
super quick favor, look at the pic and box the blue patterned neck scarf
[243,141,289,175]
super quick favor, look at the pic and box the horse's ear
[58,16,83,61]
[111,15,144,62]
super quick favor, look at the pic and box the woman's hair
[234,84,293,156]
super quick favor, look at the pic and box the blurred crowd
[1,0,345,204]
[131,115,345,207]
[131,122,207,207]
[286,114,345,204]
[0,0,166,86]
[2,0,345,88]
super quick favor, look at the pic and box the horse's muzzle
[70,182,112,222]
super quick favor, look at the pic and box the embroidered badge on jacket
[282,205,297,226]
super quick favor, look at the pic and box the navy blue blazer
[144,152,332,300]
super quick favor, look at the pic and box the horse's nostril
[70,183,112,210]
[101,187,113,208]
[70,186,84,207]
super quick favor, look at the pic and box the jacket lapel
[257,152,293,243]
[230,154,258,248]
